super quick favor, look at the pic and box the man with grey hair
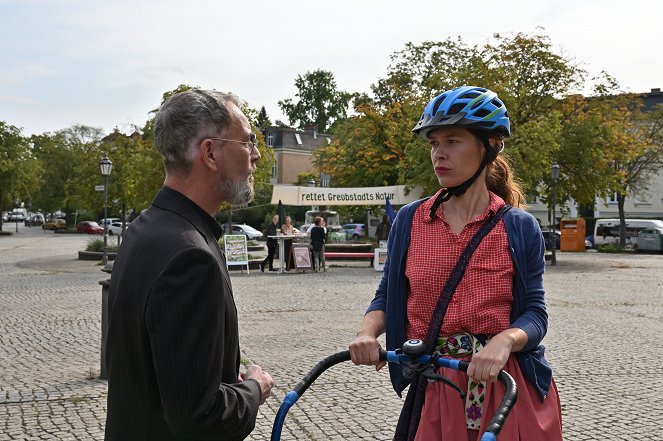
[105,89,274,440]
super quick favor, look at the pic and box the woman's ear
[489,137,505,153]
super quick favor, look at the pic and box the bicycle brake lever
[418,365,466,399]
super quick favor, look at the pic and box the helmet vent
[431,96,446,116]
[474,108,491,118]
[460,92,481,100]
[491,99,502,107]
[448,103,466,115]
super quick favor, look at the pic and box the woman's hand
[349,310,386,371]
[349,334,386,371]
[466,328,527,382]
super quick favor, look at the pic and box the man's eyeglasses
[208,133,258,152]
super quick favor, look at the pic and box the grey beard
[219,178,254,206]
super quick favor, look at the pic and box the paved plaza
[1,222,663,440]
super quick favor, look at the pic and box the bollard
[98,261,114,380]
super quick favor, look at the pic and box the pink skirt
[414,354,562,440]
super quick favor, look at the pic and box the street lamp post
[307,177,317,212]
[99,155,113,265]
[14,198,19,233]
[550,161,561,266]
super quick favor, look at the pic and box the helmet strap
[428,135,496,218]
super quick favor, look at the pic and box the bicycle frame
[271,345,518,441]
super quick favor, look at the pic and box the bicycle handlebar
[271,348,518,441]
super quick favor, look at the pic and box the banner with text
[270,185,423,206]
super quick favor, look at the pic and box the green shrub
[596,243,636,254]
[85,238,118,253]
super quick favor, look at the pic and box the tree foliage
[315,32,587,202]
[0,122,42,213]
[278,69,351,133]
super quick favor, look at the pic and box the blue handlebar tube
[271,350,518,441]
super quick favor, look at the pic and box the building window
[271,157,277,179]
[607,192,619,204]
[295,133,303,145]
[267,134,274,147]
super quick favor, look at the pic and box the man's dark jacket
[105,187,261,440]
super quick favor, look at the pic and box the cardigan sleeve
[509,212,548,352]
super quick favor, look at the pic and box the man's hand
[240,365,274,404]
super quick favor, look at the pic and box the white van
[594,218,663,246]
[10,208,28,222]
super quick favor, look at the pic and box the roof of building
[263,126,332,151]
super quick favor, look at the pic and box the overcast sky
[1,0,661,136]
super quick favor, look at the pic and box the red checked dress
[405,190,563,441]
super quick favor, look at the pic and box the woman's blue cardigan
[365,198,553,400]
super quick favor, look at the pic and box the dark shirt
[105,186,261,440]
[310,226,326,251]
[265,222,278,246]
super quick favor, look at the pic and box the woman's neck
[442,183,491,233]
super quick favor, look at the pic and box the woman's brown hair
[484,133,525,208]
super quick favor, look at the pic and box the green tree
[0,122,42,228]
[30,131,79,213]
[256,106,272,130]
[278,69,352,133]
[315,32,587,203]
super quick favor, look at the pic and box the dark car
[77,221,104,234]
[541,230,561,250]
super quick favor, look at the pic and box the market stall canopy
[270,185,423,206]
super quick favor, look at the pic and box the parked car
[77,221,104,234]
[107,221,128,236]
[10,208,28,222]
[25,213,45,226]
[542,230,561,250]
[342,223,366,239]
[98,217,122,227]
[221,224,263,240]
[42,219,68,230]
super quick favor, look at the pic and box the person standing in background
[309,216,327,272]
[375,214,392,244]
[261,214,279,272]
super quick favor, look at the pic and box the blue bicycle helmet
[412,86,510,138]
[413,86,511,207]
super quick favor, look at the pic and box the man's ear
[201,139,219,170]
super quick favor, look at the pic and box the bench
[324,251,374,266]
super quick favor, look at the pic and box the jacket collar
[151,186,223,241]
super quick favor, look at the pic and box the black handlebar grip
[484,370,519,436]
[292,351,351,396]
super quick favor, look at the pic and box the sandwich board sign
[292,245,312,272]
[224,235,249,274]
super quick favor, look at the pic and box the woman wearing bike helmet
[349,86,562,440]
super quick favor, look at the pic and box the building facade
[263,126,332,186]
